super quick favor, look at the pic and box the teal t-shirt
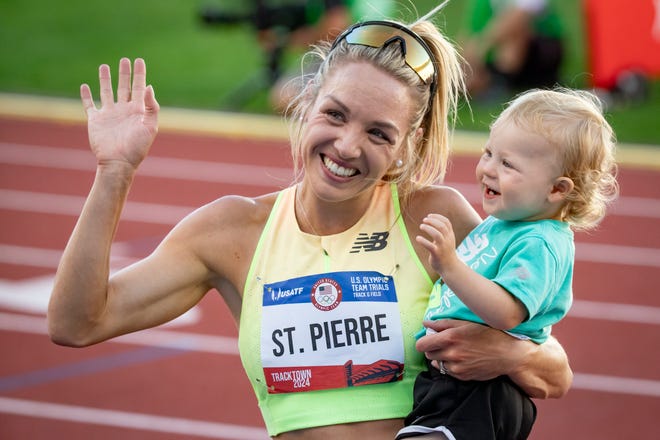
[421,216,574,344]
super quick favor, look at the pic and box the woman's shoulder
[406,184,482,239]
[169,190,282,284]
[166,190,280,246]
[200,191,280,230]
[408,184,478,218]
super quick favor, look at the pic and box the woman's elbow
[530,362,574,399]
[549,366,574,399]
[48,324,84,347]
[47,315,97,348]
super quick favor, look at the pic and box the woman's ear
[413,127,424,144]
[549,177,575,202]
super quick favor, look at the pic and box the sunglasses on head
[330,20,438,98]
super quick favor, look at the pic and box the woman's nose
[334,128,362,159]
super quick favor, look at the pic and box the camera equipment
[201,0,310,33]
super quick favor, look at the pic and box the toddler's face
[476,121,564,222]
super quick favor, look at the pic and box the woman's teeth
[323,156,358,177]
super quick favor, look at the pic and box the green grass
[1,0,658,144]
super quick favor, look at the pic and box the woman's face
[300,61,416,203]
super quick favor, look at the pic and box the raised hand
[416,213,457,275]
[80,58,159,170]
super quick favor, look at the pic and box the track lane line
[0,189,195,225]
[1,311,658,398]
[0,312,239,355]
[0,142,293,188]
[3,144,659,218]
[0,396,268,440]
[4,238,660,269]
[572,373,660,398]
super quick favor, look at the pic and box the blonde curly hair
[492,88,619,231]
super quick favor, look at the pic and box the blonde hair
[285,17,465,203]
[492,88,619,230]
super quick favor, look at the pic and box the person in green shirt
[461,0,564,99]
[267,0,395,110]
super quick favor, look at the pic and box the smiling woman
[47,5,573,439]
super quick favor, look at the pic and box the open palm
[81,58,159,170]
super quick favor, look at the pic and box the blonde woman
[49,6,572,439]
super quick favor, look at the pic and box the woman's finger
[98,64,114,108]
[142,85,160,130]
[80,83,96,115]
[116,58,132,102]
[130,58,147,104]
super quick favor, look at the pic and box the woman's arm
[507,334,573,398]
[417,319,572,398]
[48,58,212,346]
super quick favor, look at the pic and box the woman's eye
[369,129,390,142]
[325,110,344,121]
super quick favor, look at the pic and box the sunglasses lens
[342,24,435,85]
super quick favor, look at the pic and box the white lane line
[609,195,660,218]
[0,396,269,440]
[0,189,194,225]
[3,239,660,270]
[0,244,63,268]
[575,243,660,268]
[569,300,660,325]
[0,312,237,355]
[2,310,660,399]
[572,373,660,398]
[0,244,137,269]
[0,142,293,187]
[3,143,659,218]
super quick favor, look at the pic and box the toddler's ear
[549,177,574,202]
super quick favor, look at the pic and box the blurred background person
[266,0,395,111]
[201,0,394,111]
[460,0,565,100]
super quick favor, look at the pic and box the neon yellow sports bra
[239,183,432,436]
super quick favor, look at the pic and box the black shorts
[397,363,537,440]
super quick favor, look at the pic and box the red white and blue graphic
[261,271,404,393]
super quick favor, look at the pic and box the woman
[48,9,572,439]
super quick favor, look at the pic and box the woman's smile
[321,154,359,178]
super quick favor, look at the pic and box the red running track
[1,115,659,439]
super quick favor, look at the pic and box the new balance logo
[350,232,389,253]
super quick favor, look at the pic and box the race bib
[261,271,404,393]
